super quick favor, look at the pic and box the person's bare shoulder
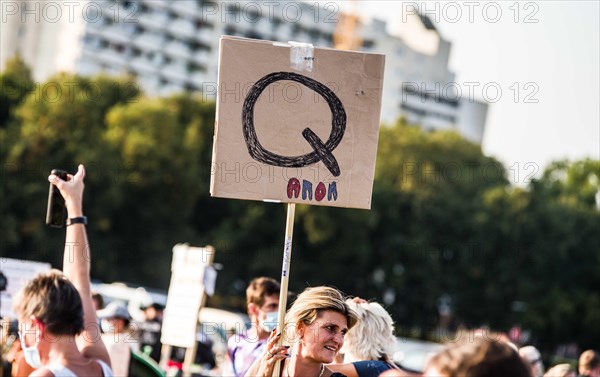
[29,368,56,377]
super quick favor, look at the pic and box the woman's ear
[31,316,45,341]
[296,322,304,339]
[31,316,45,331]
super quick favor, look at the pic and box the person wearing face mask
[247,286,359,377]
[224,277,281,377]
[98,302,139,377]
[13,165,113,376]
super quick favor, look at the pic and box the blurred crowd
[5,275,597,377]
[1,165,598,377]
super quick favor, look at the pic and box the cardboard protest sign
[210,36,385,209]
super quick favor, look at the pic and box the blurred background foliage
[1,56,599,352]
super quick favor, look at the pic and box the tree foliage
[1,64,598,351]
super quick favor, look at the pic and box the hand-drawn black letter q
[242,71,346,177]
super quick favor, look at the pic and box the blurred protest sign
[161,244,215,348]
[160,244,216,377]
[0,258,51,318]
[210,36,385,210]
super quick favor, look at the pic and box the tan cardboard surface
[210,36,385,209]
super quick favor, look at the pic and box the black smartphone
[46,169,68,228]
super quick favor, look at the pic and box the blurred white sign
[1,258,52,318]
[161,244,215,348]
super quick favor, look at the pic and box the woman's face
[299,310,348,364]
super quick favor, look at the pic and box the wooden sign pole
[272,203,296,377]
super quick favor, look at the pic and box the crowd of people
[228,279,599,377]
[1,164,599,377]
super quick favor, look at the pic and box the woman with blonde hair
[327,298,400,377]
[246,286,358,377]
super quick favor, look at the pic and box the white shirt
[101,332,139,377]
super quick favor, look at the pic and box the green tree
[0,54,34,128]
[98,94,217,284]
[363,119,509,337]
[518,160,600,349]
[1,73,140,271]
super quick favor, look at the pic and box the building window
[362,40,375,49]
[245,31,263,40]
[224,26,235,35]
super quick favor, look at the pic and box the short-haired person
[423,336,530,377]
[224,277,281,377]
[13,165,113,376]
[579,350,600,377]
[98,302,139,376]
[328,298,400,377]
[247,286,358,377]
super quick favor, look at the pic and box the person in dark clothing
[138,303,164,363]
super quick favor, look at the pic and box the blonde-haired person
[246,286,358,377]
[327,298,400,377]
[13,165,113,377]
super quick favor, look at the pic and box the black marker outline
[242,71,346,177]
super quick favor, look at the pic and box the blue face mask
[19,331,43,369]
[260,311,279,333]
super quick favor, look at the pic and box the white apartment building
[0,0,487,143]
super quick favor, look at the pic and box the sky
[348,1,599,182]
